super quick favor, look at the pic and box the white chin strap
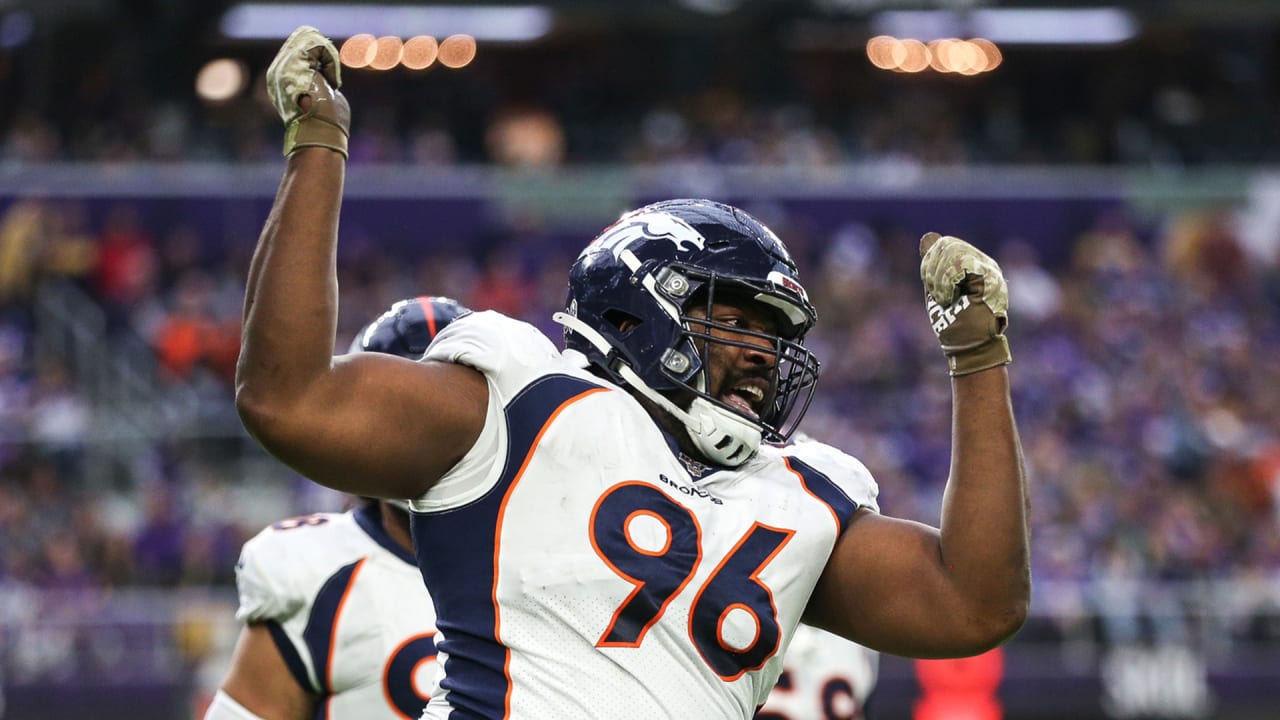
[684,396,761,466]
[554,312,760,467]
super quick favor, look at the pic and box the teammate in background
[758,623,879,720]
[760,435,879,720]
[205,296,468,720]
[237,27,1028,719]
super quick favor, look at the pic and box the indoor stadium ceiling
[222,0,1280,26]
[6,0,1280,58]
[13,0,1280,28]
[194,0,1280,43]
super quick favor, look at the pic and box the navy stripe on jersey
[785,457,860,532]
[265,620,314,694]
[411,374,606,720]
[354,502,417,565]
[301,559,363,694]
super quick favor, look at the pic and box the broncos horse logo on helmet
[555,198,821,467]
[591,212,707,256]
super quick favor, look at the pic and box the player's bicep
[245,353,488,500]
[217,624,317,720]
[804,510,964,657]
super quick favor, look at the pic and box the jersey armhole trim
[783,456,861,534]
[263,620,318,695]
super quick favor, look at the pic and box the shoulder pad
[233,512,360,622]
[778,439,880,512]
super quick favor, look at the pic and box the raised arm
[805,233,1030,658]
[235,27,487,500]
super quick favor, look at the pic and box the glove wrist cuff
[284,115,349,159]
[946,335,1010,376]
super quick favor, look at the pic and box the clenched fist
[266,25,351,158]
[919,232,1011,376]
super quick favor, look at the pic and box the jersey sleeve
[787,440,880,513]
[423,310,563,384]
[234,525,307,623]
[416,311,567,510]
[232,517,335,695]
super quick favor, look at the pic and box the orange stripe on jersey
[784,457,842,534]
[491,385,611,718]
[415,296,439,339]
[325,557,368,714]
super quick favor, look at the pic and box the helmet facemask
[656,266,820,450]
[557,198,822,467]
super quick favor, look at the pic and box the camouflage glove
[919,232,1011,376]
[266,26,350,158]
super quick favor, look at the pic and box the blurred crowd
[0,188,1278,652]
[0,66,1267,169]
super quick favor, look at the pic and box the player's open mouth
[721,381,766,420]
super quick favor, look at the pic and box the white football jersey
[414,311,879,719]
[234,504,440,720]
[757,624,880,720]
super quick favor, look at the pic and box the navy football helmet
[348,295,471,359]
[555,199,820,466]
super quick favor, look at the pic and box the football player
[205,296,468,720]
[759,436,879,720]
[236,27,1029,719]
[758,434,879,720]
[758,623,879,720]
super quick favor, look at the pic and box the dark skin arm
[804,365,1029,658]
[215,624,315,720]
[684,298,1028,656]
[235,141,488,500]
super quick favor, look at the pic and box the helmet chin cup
[685,397,761,467]
[554,310,760,467]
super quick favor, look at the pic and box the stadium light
[220,3,553,43]
[195,58,250,102]
[871,7,1138,46]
